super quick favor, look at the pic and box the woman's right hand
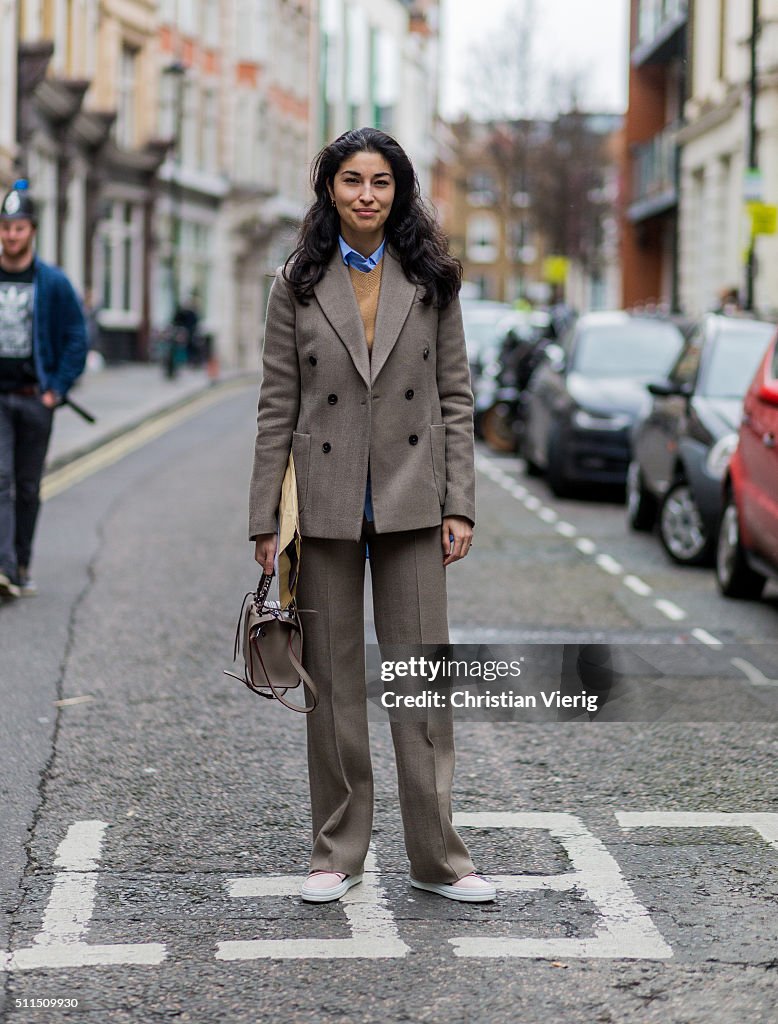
[254,533,277,575]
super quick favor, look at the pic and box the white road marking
[653,599,687,622]
[555,521,577,538]
[617,812,778,853]
[575,538,597,555]
[473,453,720,660]
[623,575,653,597]
[731,658,778,687]
[216,846,410,960]
[2,821,166,970]
[595,554,623,576]
[449,812,672,960]
[691,628,723,648]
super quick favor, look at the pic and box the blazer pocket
[430,423,447,505]
[291,431,311,512]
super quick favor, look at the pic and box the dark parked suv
[522,312,684,496]
[627,314,775,565]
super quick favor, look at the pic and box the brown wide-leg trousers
[296,519,476,884]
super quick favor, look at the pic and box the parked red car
[717,329,778,598]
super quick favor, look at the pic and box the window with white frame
[94,200,143,322]
[467,213,499,263]
[181,77,199,168]
[180,219,212,320]
[202,0,219,47]
[178,0,198,36]
[235,0,265,62]
[200,88,218,173]
[346,5,368,112]
[372,27,398,132]
[116,44,138,150]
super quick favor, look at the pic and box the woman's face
[328,150,395,240]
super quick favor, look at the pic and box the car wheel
[482,404,517,453]
[716,498,766,599]
[626,460,657,532]
[658,481,713,565]
[547,435,571,498]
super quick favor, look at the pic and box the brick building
[621,0,688,311]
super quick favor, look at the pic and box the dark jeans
[0,393,54,578]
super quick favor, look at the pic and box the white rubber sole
[0,574,20,599]
[410,876,497,902]
[300,873,363,903]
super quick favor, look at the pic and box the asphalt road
[1,386,777,1024]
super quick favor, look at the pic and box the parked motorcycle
[475,317,554,453]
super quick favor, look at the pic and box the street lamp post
[746,0,760,311]
[163,60,186,317]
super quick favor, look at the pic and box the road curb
[44,372,256,476]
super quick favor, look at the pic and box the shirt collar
[338,235,386,273]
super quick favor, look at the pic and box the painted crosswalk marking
[5,812,778,968]
[1,821,166,971]
[448,812,673,960]
[216,846,410,960]
[617,811,778,849]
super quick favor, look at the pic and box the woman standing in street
[248,128,495,904]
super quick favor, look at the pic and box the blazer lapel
[370,246,417,383]
[313,251,371,387]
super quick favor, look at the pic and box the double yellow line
[42,381,253,502]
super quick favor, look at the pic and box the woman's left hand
[441,516,473,566]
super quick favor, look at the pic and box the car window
[700,322,776,398]
[771,336,778,380]
[571,321,683,379]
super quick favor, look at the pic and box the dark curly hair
[283,127,462,308]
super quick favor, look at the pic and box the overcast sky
[440,0,629,119]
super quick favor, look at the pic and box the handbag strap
[255,571,274,611]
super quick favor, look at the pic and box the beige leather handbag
[225,572,318,713]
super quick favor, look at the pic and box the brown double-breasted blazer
[248,245,476,542]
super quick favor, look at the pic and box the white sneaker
[410,872,497,902]
[0,572,20,599]
[300,871,363,903]
[16,567,37,597]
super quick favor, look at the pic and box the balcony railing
[628,124,679,222]
[633,0,687,65]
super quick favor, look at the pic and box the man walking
[0,180,87,598]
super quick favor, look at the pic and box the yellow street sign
[747,202,778,235]
[543,256,570,284]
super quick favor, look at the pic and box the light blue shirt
[338,235,386,274]
[338,235,386,528]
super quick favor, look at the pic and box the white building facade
[679,0,778,317]
[318,0,440,196]
[154,0,316,370]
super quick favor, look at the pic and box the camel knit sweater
[348,260,383,352]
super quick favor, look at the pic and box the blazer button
[405,389,414,400]
[422,347,430,360]
[408,434,418,446]
[328,393,338,405]
[322,441,331,453]
[309,355,317,366]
